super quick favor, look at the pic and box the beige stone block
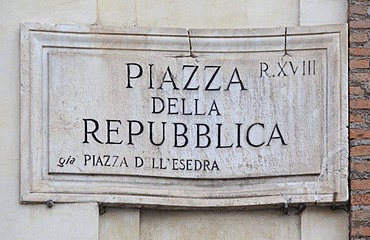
[136,0,299,29]
[98,0,137,27]
[0,28,20,162]
[99,208,140,240]
[301,207,349,240]
[140,210,300,240]
[0,203,99,240]
[0,157,19,205]
[0,0,96,27]
[300,0,347,26]
[245,0,299,28]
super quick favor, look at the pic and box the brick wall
[349,0,370,238]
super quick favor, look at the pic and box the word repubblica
[82,119,287,149]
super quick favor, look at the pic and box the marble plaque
[20,23,348,208]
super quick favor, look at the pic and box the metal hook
[99,204,107,216]
[283,202,289,215]
[297,204,306,214]
[283,27,291,57]
[331,192,338,210]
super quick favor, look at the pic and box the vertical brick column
[349,0,370,238]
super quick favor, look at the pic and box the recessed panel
[20,23,348,208]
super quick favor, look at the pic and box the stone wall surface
[0,0,349,239]
[349,0,370,239]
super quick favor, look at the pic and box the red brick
[350,5,368,15]
[350,73,370,82]
[350,20,370,29]
[350,48,370,56]
[351,193,370,205]
[352,226,370,237]
[350,114,365,123]
[350,33,368,43]
[352,180,370,190]
[350,86,365,95]
[350,129,370,139]
[351,145,370,156]
[351,99,370,109]
[350,59,369,69]
[351,162,370,172]
[352,209,370,221]
[349,5,370,237]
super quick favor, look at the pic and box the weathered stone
[20,23,348,208]
[300,0,347,26]
[140,209,300,240]
[301,207,349,240]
